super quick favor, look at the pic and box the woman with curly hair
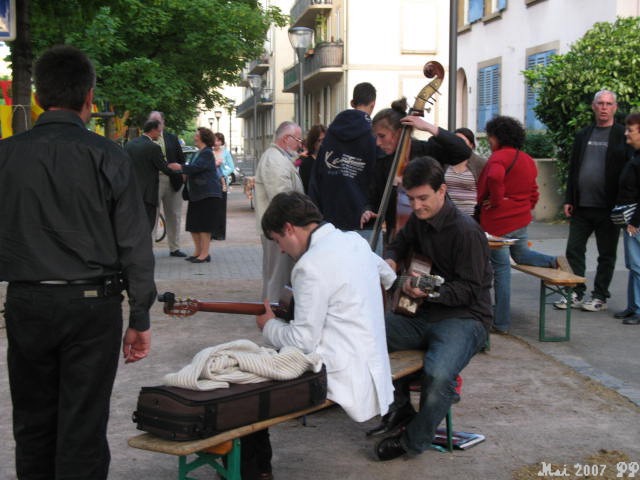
[476,115,558,334]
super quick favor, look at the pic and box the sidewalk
[0,188,638,479]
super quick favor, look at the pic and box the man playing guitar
[370,156,493,461]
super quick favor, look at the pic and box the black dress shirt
[0,110,156,330]
[385,198,493,328]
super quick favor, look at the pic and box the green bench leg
[177,438,241,480]
[539,280,572,342]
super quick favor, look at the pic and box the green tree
[524,16,640,187]
[8,0,287,133]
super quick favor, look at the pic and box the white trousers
[157,174,184,252]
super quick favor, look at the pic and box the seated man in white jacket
[256,191,397,422]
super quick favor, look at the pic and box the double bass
[368,61,445,252]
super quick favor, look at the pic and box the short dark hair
[626,112,640,127]
[352,82,376,106]
[34,45,96,111]
[197,127,215,147]
[454,127,476,149]
[214,132,226,145]
[485,115,526,150]
[261,191,323,239]
[304,124,327,153]
[402,156,444,192]
[143,120,160,133]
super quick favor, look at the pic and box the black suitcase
[132,366,327,441]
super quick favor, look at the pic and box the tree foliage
[523,16,640,185]
[12,0,287,131]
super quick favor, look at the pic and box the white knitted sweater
[163,339,323,390]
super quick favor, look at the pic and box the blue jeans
[356,228,383,257]
[623,231,640,314]
[491,226,556,331]
[385,313,487,454]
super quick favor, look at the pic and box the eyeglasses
[288,134,303,144]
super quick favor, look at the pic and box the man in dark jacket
[555,89,630,312]
[148,110,188,257]
[308,83,379,244]
[125,119,175,230]
[0,45,155,480]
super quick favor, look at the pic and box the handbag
[610,203,637,226]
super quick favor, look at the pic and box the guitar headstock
[411,274,445,298]
[158,292,199,317]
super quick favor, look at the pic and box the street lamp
[207,117,214,130]
[214,110,222,132]
[288,26,314,130]
[227,101,235,152]
[247,74,262,173]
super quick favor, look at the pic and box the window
[525,49,555,130]
[477,63,500,132]
[468,0,483,23]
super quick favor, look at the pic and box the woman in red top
[477,116,557,333]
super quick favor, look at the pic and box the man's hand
[167,162,182,171]
[122,328,151,364]
[402,273,428,299]
[256,300,276,331]
[563,203,573,218]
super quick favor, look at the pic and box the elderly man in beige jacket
[254,121,305,301]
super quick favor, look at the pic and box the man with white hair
[254,121,305,301]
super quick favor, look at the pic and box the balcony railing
[247,54,270,75]
[283,42,343,92]
[235,89,274,118]
[290,0,332,27]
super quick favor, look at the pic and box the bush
[523,132,556,158]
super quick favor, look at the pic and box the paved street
[0,187,638,479]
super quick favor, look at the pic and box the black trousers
[5,282,123,480]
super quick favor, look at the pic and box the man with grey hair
[148,110,187,257]
[254,121,305,301]
[555,90,630,312]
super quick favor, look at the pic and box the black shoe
[623,315,640,325]
[366,403,415,437]
[185,256,196,261]
[190,255,211,263]
[490,326,509,335]
[614,308,635,319]
[170,249,188,257]
[375,434,407,461]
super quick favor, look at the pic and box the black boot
[366,402,416,437]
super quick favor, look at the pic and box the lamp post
[247,74,262,173]
[288,26,314,131]
[207,117,214,130]
[227,101,235,152]
[214,110,222,132]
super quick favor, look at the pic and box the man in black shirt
[0,45,156,479]
[369,157,492,461]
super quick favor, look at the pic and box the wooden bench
[128,350,454,479]
[511,263,586,342]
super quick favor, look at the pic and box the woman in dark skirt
[168,127,222,263]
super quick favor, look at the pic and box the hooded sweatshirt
[308,109,377,230]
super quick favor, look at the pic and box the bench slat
[512,264,585,286]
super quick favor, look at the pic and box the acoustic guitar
[391,255,444,317]
[158,289,294,321]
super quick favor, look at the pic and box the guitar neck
[193,301,272,315]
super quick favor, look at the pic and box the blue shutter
[468,0,483,23]
[477,64,500,132]
[525,50,555,130]
[497,0,507,10]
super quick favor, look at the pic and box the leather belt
[39,278,110,285]
[11,275,125,297]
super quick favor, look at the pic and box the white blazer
[263,224,396,422]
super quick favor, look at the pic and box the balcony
[290,0,333,28]
[283,42,343,93]
[247,54,270,75]
[235,89,274,118]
